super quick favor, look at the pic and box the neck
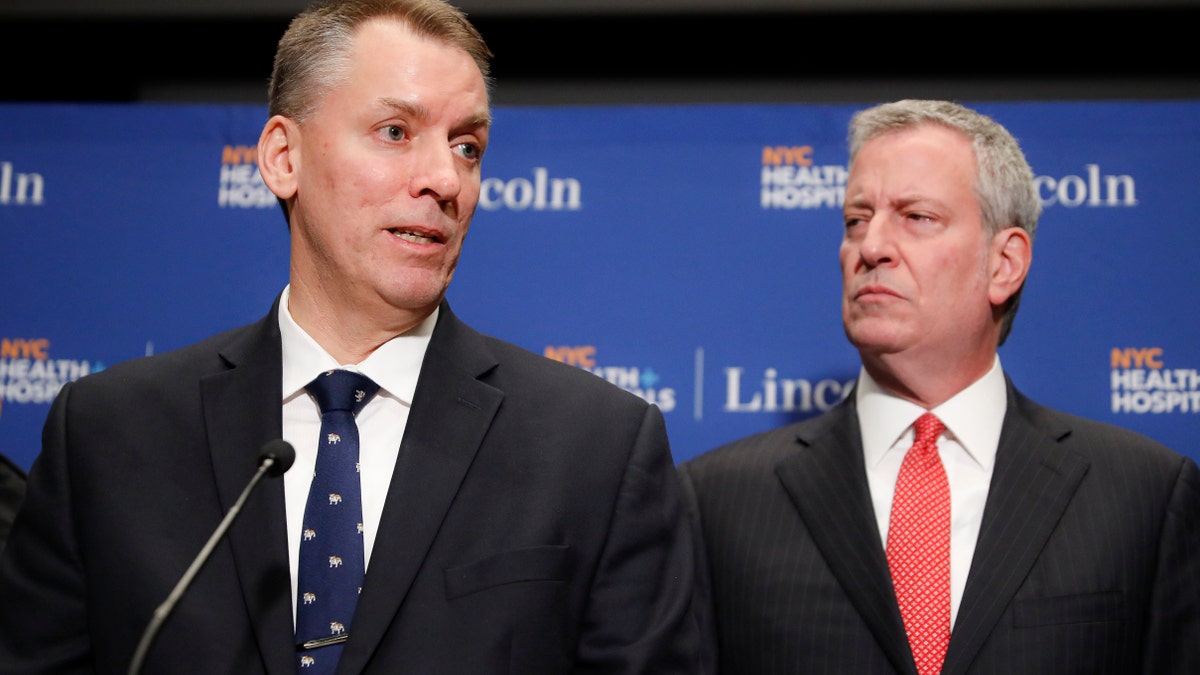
[861,349,997,410]
[286,279,431,365]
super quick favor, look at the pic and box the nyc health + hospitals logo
[759,145,847,211]
[218,145,276,209]
[1111,347,1200,415]
[543,345,676,412]
[0,338,104,414]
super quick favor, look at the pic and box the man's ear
[257,115,300,200]
[988,227,1032,306]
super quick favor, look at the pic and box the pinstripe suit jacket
[679,377,1200,674]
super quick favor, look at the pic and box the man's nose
[857,218,897,267]
[409,141,462,202]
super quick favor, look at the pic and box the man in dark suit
[679,99,1200,674]
[0,1,701,672]
[0,451,25,558]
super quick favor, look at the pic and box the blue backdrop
[1,100,1196,472]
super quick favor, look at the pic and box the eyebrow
[890,195,946,211]
[845,193,943,210]
[377,97,491,131]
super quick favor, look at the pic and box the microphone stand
[127,441,294,675]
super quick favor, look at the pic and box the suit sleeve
[676,461,720,675]
[574,403,705,673]
[1142,454,1200,673]
[0,451,27,559]
[0,382,93,674]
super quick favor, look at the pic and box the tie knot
[306,369,379,415]
[913,412,945,445]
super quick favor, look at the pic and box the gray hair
[847,99,1041,345]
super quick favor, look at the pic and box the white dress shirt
[277,285,434,623]
[857,355,1007,628]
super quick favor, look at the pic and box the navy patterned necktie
[295,369,379,673]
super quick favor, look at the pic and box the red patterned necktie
[887,412,950,675]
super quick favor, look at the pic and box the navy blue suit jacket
[0,297,702,674]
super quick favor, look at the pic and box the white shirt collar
[277,284,435,405]
[857,354,1007,471]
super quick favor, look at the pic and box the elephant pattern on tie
[295,369,381,673]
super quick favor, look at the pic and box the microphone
[127,440,296,675]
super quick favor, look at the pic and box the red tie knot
[914,412,945,446]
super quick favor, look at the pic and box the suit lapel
[202,298,296,675]
[941,382,1089,675]
[774,401,917,675]
[340,303,503,674]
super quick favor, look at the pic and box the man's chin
[844,321,910,355]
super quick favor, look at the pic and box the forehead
[395,22,483,83]
[854,124,975,172]
[310,16,489,127]
[346,17,479,75]
[847,124,977,196]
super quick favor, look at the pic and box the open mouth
[390,229,441,245]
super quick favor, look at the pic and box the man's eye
[456,143,481,161]
[385,126,406,141]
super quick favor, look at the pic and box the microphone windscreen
[258,439,296,477]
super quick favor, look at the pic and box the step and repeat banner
[1,100,1197,472]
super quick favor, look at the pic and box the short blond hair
[268,0,493,122]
